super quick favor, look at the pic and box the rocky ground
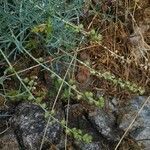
[0,96,149,149]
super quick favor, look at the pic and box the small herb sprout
[90,70,145,95]
[66,127,92,143]
[84,91,105,108]
[89,29,102,44]
[72,128,91,143]
[61,119,92,144]
[23,76,38,101]
[37,57,44,63]
[4,66,15,74]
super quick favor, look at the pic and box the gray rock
[65,104,113,149]
[76,141,103,150]
[88,108,120,141]
[119,96,150,149]
[11,102,64,150]
[0,129,19,150]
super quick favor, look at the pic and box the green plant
[61,119,92,143]
[76,59,145,95]
[50,73,105,108]
[0,0,85,54]
[0,1,149,150]
[83,91,105,108]
[66,127,92,143]
[89,29,102,44]
[90,70,145,95]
